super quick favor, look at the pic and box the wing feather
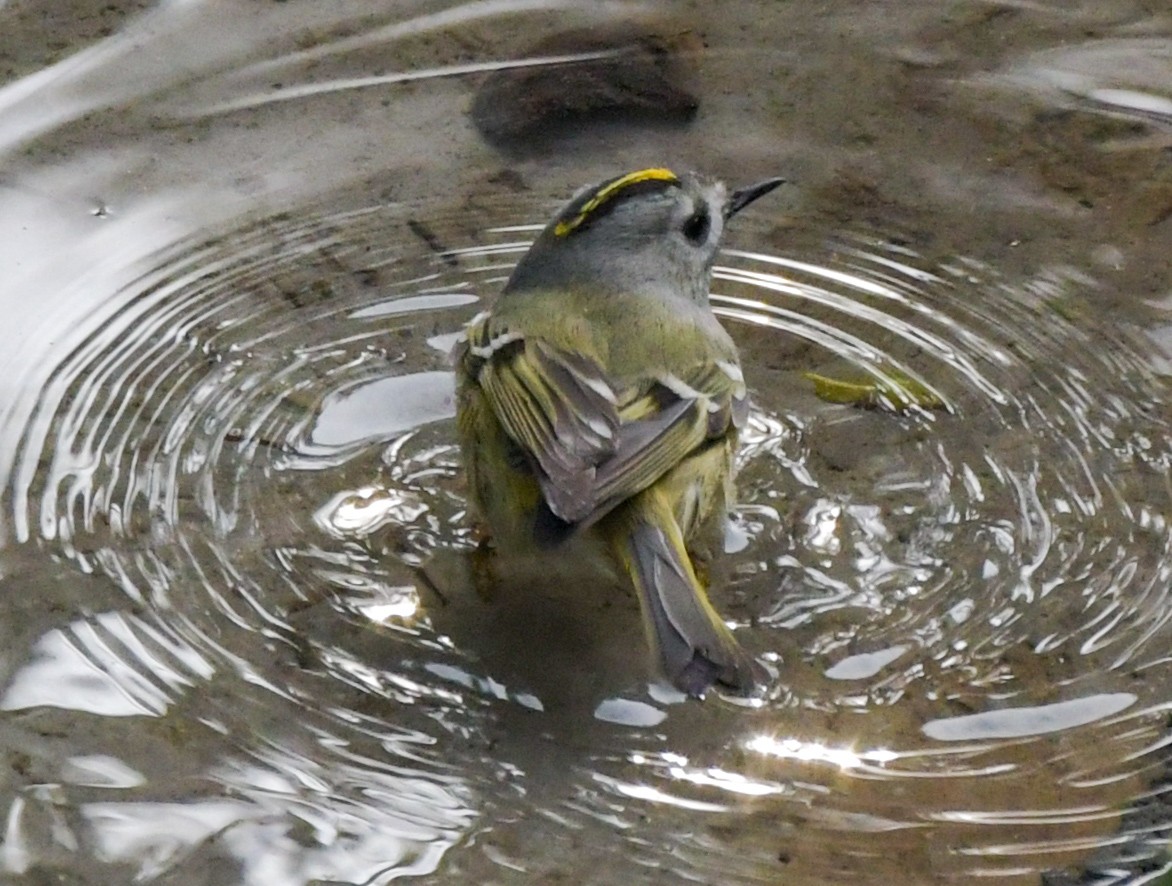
[459,312,747,534]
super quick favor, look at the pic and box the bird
[453,167,782,698]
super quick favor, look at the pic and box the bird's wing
[593,359,748,509]
[459,313,747,532]
[461,316,619,523]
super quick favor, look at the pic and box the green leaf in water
[1044,296,1084,323]
[803,369,944,412]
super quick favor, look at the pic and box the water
[1,2,1171,884]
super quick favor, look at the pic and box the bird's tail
[609,492,766,698]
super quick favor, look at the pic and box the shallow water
[1,2,1171,884]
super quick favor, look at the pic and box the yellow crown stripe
[553,167,679,237]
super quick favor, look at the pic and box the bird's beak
[726,177,785,218]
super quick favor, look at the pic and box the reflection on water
[1,612,215,718]
[921,693,1137,742]
[0,196,1168,883]
[2,1,1172,884]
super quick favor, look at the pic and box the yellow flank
[553,167,679,237]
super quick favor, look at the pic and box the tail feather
[618,512,765,697]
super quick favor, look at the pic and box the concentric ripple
[2,197,1171,884]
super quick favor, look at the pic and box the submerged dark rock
[470,27,702,152]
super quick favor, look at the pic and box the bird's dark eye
[681,209,710,244]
